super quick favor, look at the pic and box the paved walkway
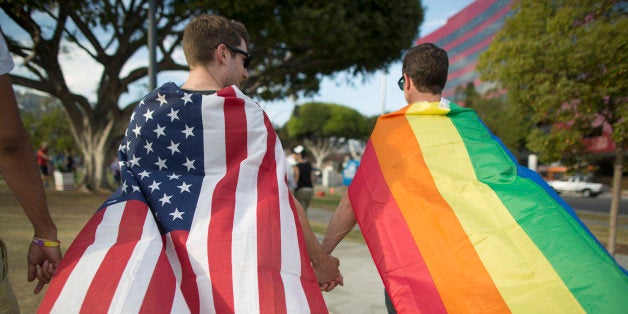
[306,207,628,313]
[308,208,385,312]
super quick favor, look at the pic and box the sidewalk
[306,207,628,313]
[308,208,386,312]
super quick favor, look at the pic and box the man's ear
[404,73,410,91]
[215,44,228,64]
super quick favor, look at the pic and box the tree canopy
[1,0,424,189]
[18,92,78,155]
[477,0,626,163]
[455,83,531,158]
[476,0,626,255]
[285,102,369,168]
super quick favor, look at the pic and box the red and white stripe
[39,86,326,313]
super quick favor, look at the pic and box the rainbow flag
[348,99,628,313]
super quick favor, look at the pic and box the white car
[546,176,609,198]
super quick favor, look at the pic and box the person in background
[0,34,61,312]
[285,148,297,191]
[109,156,121,184]
[37,142,51,187]
[59,148,74,173]
[293,145,314,212]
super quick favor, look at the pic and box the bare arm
[292,193,343,291]
[293,165,300,185]
[0,74,61,293]
[321,192,357,254]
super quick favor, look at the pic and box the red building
[416,0,620,160]
[417,0,512,97]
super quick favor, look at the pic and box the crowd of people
[35,143,80,187]
[2,12,626,314]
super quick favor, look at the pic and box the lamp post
[147,0,157,90]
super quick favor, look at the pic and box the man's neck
[406,90,441,104]
[181,66,223,91]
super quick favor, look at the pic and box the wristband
[32,237,61,247]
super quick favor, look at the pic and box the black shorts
[39,165,49,175]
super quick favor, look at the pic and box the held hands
[312,254,343,292]
[28,237,62,294]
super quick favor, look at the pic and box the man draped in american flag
[40,14,341,313]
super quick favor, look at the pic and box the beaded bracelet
[32,237,61,247]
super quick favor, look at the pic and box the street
[560,193,628,215]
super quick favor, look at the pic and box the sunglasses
[225,44,252,68]
[397,76,405,90]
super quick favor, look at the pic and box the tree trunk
[72,111,122,192]
[76,135,109,191]
[304,137,339,169]
[607,145,624,256]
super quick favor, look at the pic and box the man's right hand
[313,254,343,292]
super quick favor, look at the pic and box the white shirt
[286,154,297,190]
[0,36,15,75]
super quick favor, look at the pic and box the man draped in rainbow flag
[322,43,628,313]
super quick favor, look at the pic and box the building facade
[417,0,512,98]
[417,0,620,161]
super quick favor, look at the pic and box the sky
[262,0,476,126]
[3,0,475,126]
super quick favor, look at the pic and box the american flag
[40,83,327,313]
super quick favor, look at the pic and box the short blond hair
[182,14,250,69]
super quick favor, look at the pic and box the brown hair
[182,14,250,69]
[402,43,449,94]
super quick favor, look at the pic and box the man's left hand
[27,240,62,294]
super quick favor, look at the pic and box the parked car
[546,175,609,198]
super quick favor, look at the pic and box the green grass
[1,184,108,313]
[310,221,365,244]
[310,188,344,210]
[309,187,365,242]
[576,212,628,248]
